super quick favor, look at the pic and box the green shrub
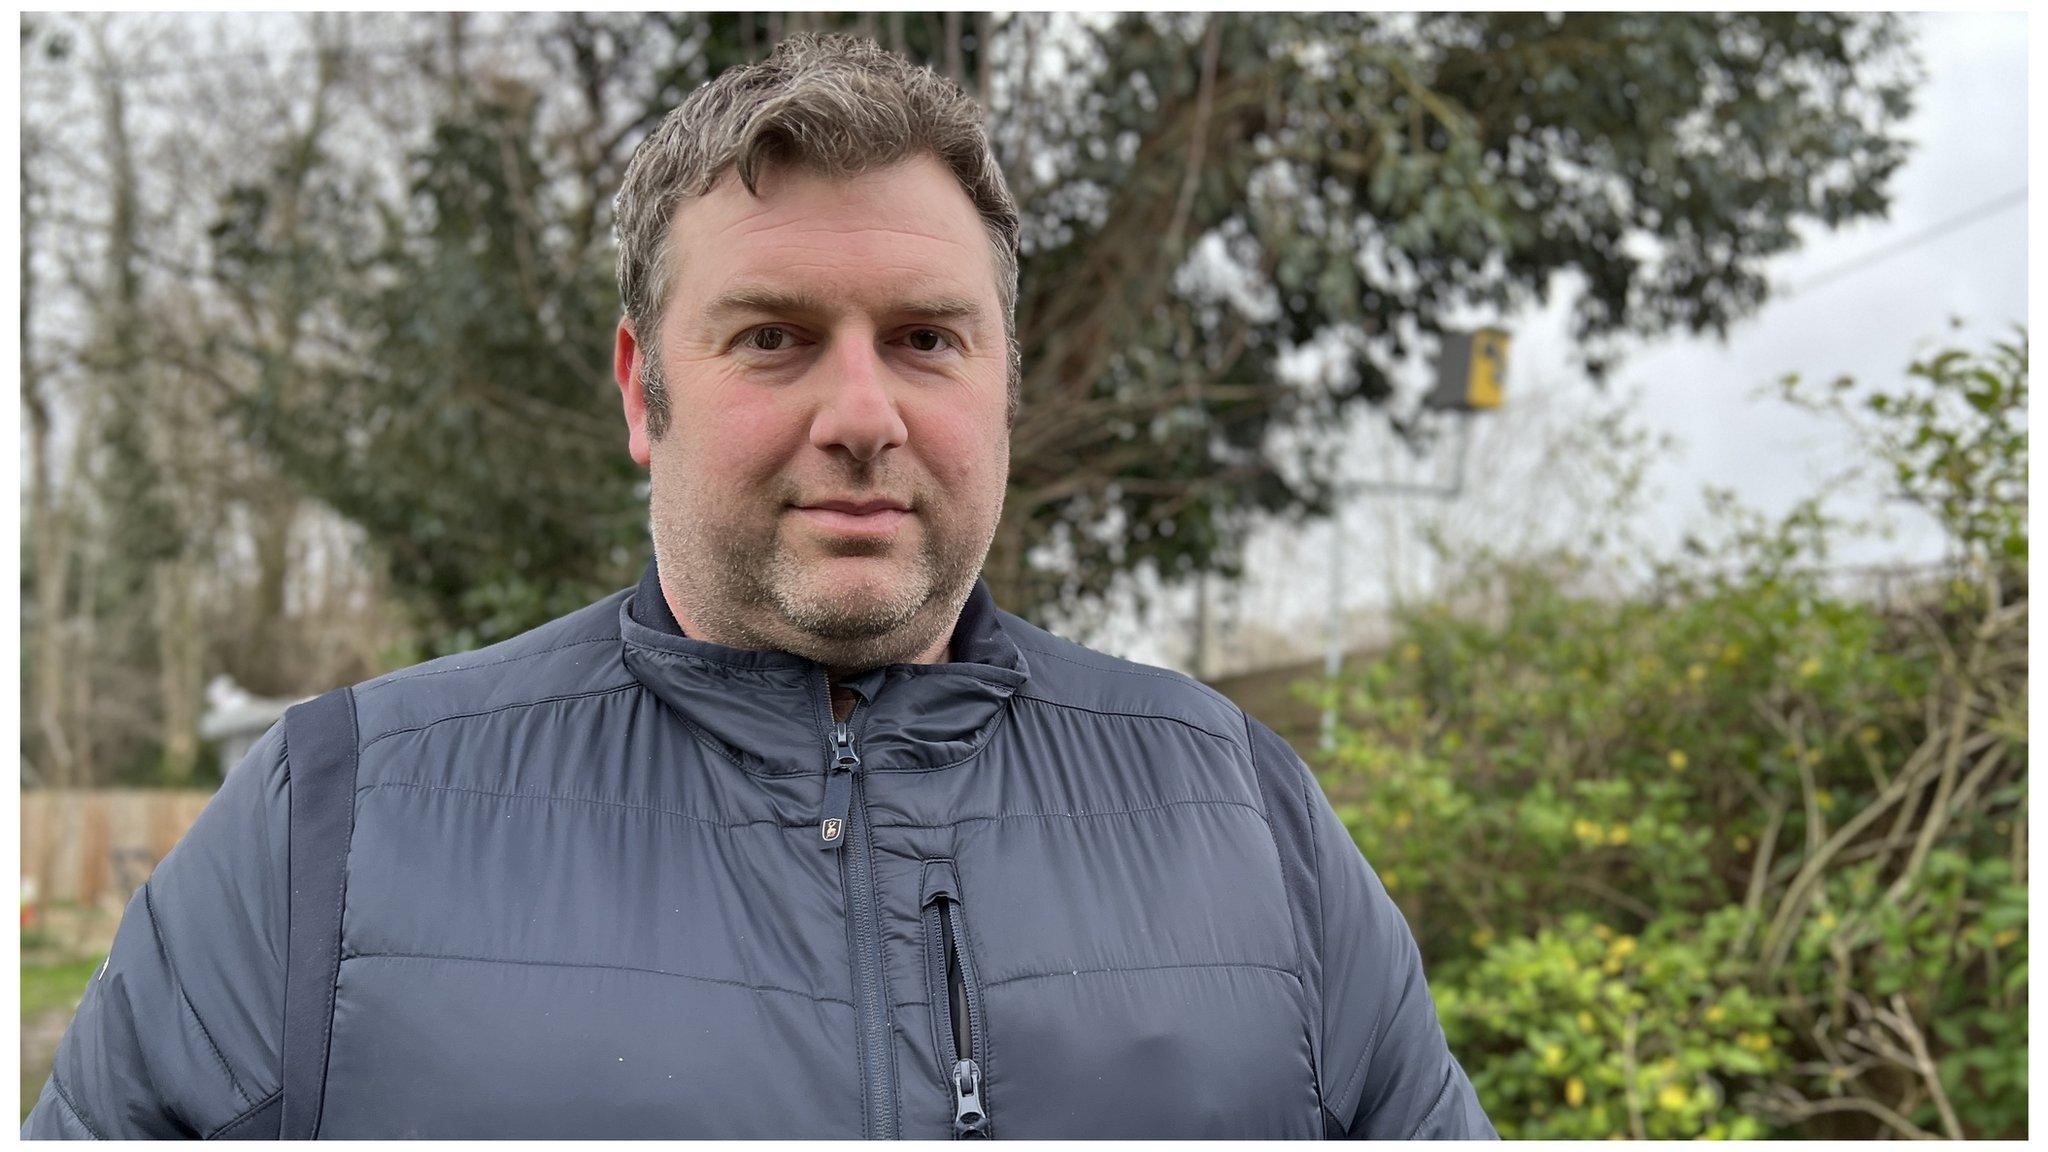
[1435,910,1782,1139]
[1314,330,2026,1138]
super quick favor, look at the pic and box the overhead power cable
[1783,184,2027,297]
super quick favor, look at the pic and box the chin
[801,552,923,591]
[774,566,932,638]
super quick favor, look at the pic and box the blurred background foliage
[21,11,1917,787]
[1311,331,2025,1138]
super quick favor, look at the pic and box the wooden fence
[21,790,216,908]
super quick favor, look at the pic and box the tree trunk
[21,92,73,789]
[975,12,994,108]
[230,23,336,695]
[982,507,1023,614]
[31,464,85,789]
[72,564,99,788]
[943,12,964,85]
[83,23,149,788]
[984,501,1050,618]
[237,491,300,694]
[443,12,470,113]
[155,559,205,784]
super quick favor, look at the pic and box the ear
[614,319,653,468]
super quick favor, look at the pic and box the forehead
[664,154,997,317]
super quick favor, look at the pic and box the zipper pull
[951,1058,988,1138]
[819,722,859,850]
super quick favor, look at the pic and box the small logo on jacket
[821,818,843,843]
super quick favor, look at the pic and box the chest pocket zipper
[921,860,991,1138]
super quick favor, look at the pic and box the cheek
[909,402,1009,500]
[662,385,809,493]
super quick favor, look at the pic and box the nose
[807,337,908,462]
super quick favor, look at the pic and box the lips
[801,498,910,516]
[790,497,913,536]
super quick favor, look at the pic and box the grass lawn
[21,957,103,1123]
[23,957,101,1018]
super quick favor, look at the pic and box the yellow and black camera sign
[1428,328,1509,412]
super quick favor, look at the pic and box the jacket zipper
[819,719,859,849]
[921,861,990,1138]
[820,694,897,1139]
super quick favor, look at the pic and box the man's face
[615,153,1011,671]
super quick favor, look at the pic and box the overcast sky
[1090,11,2031,673]
[1620,11,2029,563]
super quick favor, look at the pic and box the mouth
[789,497,913,537]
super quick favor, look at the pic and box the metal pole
[1447,411,1474,498]
[1321,412,1478,752]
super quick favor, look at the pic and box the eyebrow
[699,286,987,326]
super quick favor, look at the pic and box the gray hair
[614,33,1022,437]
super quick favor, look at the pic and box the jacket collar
[619,558,1029,776]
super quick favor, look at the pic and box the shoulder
[348,587,639,748]
[996,609,1251,753]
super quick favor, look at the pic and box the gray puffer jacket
[26,561,1495,1139]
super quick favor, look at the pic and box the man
[26,34,1494,1139]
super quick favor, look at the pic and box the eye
[904,327,956,353]
[742,326,796,352]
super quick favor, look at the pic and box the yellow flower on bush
[1469,926,1496,949]
[1592,923,1613,940]
[1381,870,1399,892]
[1657,1084,1691,1112]
[1816,788,1834,811]
[1609,935,1638,959]
[1392,808,1414,831]
[1738,1032,1772,1053]
[1797,657,1822,679]
[1577,1011,1596,1033]
[1607,824,1631,846]
[1565,1077,1586,1107]
[1667,749,1689,771]
[1686,663,1707,684]
[1574,818,1602,843]
[1993,928,2020,948]
[1539,1043,1565,1070]
[1400,642,1421,664]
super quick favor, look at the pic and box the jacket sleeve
[23,722,291,1139]
[1245,719,1497,1140]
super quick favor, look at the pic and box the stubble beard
[648,458,1000,674]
